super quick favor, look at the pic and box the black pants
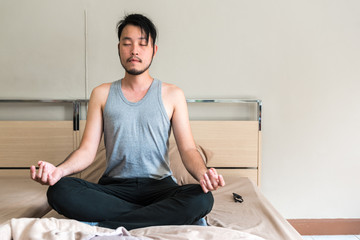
[47,176,214,230]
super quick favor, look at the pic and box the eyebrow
[121,36,148,42]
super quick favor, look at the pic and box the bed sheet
[0,171,51,224]
[207,177,302,240]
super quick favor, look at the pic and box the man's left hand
[200,168,225,193]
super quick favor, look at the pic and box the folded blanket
[0,218,151,240]
[0,217,265,240]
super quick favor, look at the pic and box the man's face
[118,25,157,76]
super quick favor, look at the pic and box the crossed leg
[47,176,214,230]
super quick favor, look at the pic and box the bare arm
[30,84,109,185]
[164,85,225,193]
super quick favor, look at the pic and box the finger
[208,170,219,189]
[218,174,226,187]
[41,164,48,183]
[210,168,219,179]
[30,165,36,180]
[200,179,209,193]
[37,162,44,179]
[204,173,214,191]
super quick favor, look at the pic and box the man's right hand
[30,161,63,186]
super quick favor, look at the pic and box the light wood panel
[170,120,261,185]
[0,169,32,177]
[190,121,259,168]
[0,121,74,167]
[0,120,261,185]
[216,169,258,185]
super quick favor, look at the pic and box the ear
[152,44,158,57]
[117,42,121,57]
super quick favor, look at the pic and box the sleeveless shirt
[102,79,172,179]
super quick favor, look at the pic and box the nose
[131,45,139,56]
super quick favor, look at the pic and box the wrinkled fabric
[0,218,151,240]
[0,217,266,240]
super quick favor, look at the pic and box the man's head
[117,14,158,76]
[117,14,157,48]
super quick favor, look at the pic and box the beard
[120,54,154,76]
[123,62,152,75]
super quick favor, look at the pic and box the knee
[47,177,75,208]
[200,191,214,214]
[186,188,214,217]
[180,191,213,224]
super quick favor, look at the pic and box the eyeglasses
[232,192,243,203]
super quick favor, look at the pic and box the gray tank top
[102,79,172,179]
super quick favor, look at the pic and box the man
[30,13,225,230]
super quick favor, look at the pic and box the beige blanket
[207,177,303,240]
[0,218,265,240]
[0,174,50,223]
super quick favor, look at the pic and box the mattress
[0,170,51,223]
[0,170,302,239]
[40,177,302,240]
[207,177,302,240]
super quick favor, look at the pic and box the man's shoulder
[161,81,186,107]
[94,82,112,91]
[161,81,184,97]
[89,82,113,106]
[91,82,112,96]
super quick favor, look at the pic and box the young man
[30,13,225,230]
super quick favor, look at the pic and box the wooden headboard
[0,99,262,185]
[188,120,261,185]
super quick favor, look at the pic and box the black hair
[116,14,157,46]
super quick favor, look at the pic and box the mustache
[127,57,142,62]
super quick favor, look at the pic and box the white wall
[1,0,359,219]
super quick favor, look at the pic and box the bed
[0,99,302,240]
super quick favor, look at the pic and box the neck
[121,74,154,103]
[122,72,153,91]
